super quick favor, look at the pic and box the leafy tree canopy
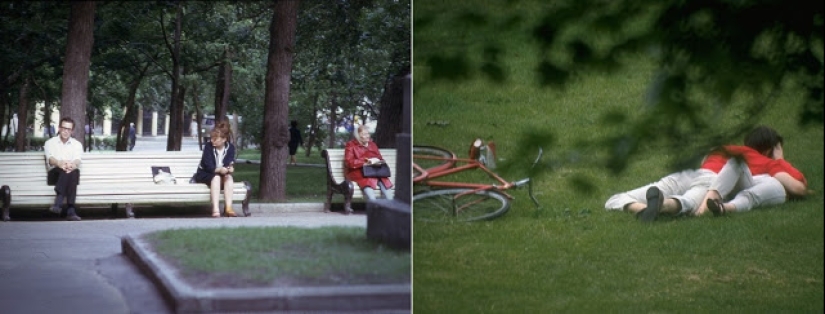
[415,0,823,173]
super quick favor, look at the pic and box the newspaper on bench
[151,166,177,184]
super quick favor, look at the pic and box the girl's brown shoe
[224,206,237,217]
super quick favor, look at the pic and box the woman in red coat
[344,124,394,200]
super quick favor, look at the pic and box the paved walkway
[0,206,410,313]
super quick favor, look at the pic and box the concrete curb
[122,235,411,313]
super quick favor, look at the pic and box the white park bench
[0,151,251,221]
[321,148,396,214]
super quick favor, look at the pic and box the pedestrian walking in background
[288,120,303,166]
[128,123,136,151]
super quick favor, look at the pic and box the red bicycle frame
[413,154,517,199]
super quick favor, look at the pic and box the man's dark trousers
[47,168,80,208]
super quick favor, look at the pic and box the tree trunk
[44,100,54,138]
[191,83,204,151]
[214,47,232,121]
[14,75,31,152]
[166,3,183,151]
[167,83,186,151]
[1,66,26,150]
[259,0,299,201]
[85,109,93,152]
[373,73,407,149]
[116,64,149,151]
[60,1,96,149]
[327,91,338,148]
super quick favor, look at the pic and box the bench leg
[1,185,10,221]
[125,203,135,219]
[242,181,252,217]
[325,188,334,213]
[344,181,355,215]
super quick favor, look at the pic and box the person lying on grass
[605,126,807,221]
[701,140,810,217]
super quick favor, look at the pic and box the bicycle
[413,140,542,222]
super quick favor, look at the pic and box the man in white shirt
[43,117,83,221]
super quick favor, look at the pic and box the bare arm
[773,172,808,197]
[770,143,809,197]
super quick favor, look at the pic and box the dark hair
[290,120,298,128]
[60,117,76,129]
[744,125,783,156]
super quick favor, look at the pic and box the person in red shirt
[700,139,808,216]
[344,124,394,204]
[607,126,807,221]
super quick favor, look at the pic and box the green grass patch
[232,163,329,203]
[146,226,410,288]
[236,148,327,165]
[232,149,332,202]
[413,0,823,312]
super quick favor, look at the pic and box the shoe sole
[707,199,724,217]
[639,187,663,222]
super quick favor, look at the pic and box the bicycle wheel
[413,146,455,180]
[413,188,511,222]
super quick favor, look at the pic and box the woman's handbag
[362,163,391,178]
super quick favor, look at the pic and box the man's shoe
[51,195,64,214]
[49,205,62,215]
[66,207,81,221]
[638,186,663,222]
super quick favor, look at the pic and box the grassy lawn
[146,226,410,288]
[231,148,330,203]
[236,148,327,165]
[413,1,823,312]
[233,163,329,203]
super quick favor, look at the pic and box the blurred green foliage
[414,0,823,173]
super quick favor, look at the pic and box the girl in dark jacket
[193,120,237,217]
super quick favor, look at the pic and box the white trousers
[709,158,786,211]
[604,169,716,214]
[362,181,393,200]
